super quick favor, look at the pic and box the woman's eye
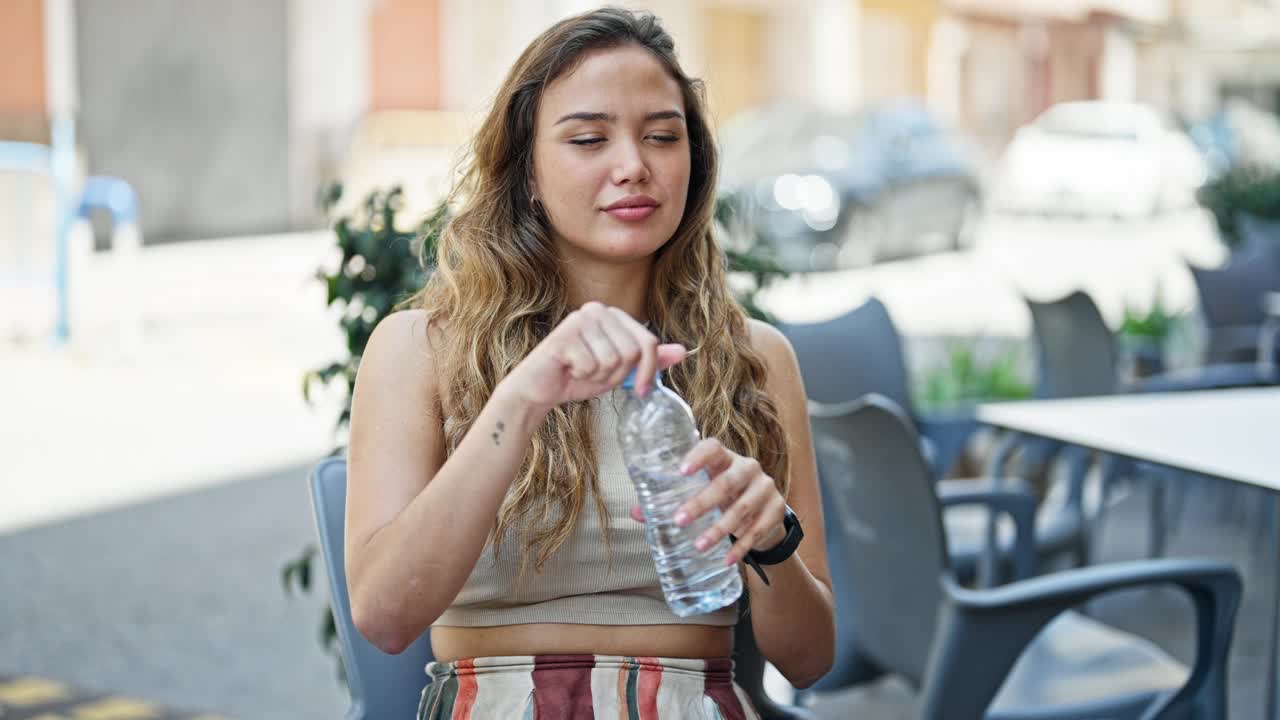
[650,134,679,144]
[569,137,606,146]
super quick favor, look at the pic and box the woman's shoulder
[744,317,797,368]
[367,309,434,357]
[360,310,443,399]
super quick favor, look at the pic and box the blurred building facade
[1,0,1277,241]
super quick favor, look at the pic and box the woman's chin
[603,235,669,261]
[603,221,679,255]
[563,230,664,262]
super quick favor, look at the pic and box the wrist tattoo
[492,420,506,446]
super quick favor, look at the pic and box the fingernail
[678,463,692,475]
[724,554,737,566]
[695,536,710,551]
[674,511,689,526]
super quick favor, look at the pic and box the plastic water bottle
[614,370,743,617]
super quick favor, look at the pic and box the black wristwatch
[730,505,804,586]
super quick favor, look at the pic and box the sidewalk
[2,230,347,534]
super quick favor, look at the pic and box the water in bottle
[614,370,743,617]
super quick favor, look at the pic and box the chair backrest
[1190,245,1280,329]
[809,394,948,687]
[308,456,435,720]
[779,298,912,409]
[1236,211,1280,275]
[1026,290,1119,398]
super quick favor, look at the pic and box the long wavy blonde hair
[412,7,790,573]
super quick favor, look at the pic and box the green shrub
[915,339,1033,413]
[1197,167,1280,248]
[1118,282,1182,343]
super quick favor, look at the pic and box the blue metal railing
[1,116,140,345]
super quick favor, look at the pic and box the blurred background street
[3,0,1280,718]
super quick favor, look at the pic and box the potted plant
[916,338,1033,414]
[1117,286,1183,379]
[1197,166,1280,249]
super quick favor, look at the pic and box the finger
[570,302,617,382]
[656,343,686,373]
[609,307,659,395]
[630,505,644,523]
[692,469,764,550]
[578,323,620,385]
[676,454,751,527]
[597,311,643,389]
[679,438,735,478]
[558,341,598,380]
[725,497,787,566]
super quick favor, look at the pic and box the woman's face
[532,44,691,264]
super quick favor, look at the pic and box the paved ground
[2,231,346,535]
[0,463,347,718]
[0,675,235,719]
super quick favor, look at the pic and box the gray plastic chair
[1013,291,1134,565]
[805,394,1242,720]
[779,299,1042,585]
[1235,212,1280,275]
[1190,245,1280,365]
[778,298,976,478]
[308,456,815,720]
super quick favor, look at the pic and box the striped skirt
[417,654,762,719]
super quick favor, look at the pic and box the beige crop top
[433,391,739,627]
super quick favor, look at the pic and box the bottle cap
[621,368,662,391]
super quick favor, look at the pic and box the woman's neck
[561,255,654,324]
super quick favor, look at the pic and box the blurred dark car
[718,100,982,272]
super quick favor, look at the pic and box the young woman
[345,8,834,718]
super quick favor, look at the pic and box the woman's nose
[610,140,650,185]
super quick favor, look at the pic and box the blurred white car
[993,101,1208,219]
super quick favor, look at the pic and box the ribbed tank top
[433,391,739,627]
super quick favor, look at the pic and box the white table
[978,388,1280,717]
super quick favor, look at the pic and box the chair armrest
[1206,325,1266,357]
[753,697,823,720]
[937,478,1038,583]
[1125,363,1274,393]
[811,400,980,479]
[915,413,980,479]
[919,558,1242,720]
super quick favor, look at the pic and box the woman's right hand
[500,302,687,413]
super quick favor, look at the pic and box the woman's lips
[605,205,657,221]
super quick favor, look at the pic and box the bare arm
[742,320,834,687]
[345,310,547,654]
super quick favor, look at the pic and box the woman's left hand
[629,437,787,567]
